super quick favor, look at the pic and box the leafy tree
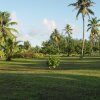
[84,40,91,55]
[24,41,31,50]
[64,24,73,56]
[59,35,67,54]
[42,41,59,55]
[74,39,82,55]
[33,46,41,53]
[1,37,19,61]
[69,0,95,57]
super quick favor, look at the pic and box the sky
[0,0,100,46]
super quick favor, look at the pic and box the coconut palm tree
[0,37,20,61]
[50,29,61,46]
[87,17,100,53]
[0,11,18,61]
[50,29,61,53]
[69,0,95,57]
[64,24,73,56]
[0,11,18,41]
[87,17,100,38]
[24,41,31,50]
[64,24,73,38]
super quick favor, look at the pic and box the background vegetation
[0,0,100,100]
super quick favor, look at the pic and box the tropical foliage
[69,0,95,57]
[47,55,60,69]
[87,17,100,53]
[0,11,18,61]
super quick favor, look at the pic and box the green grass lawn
[0,57,100,100]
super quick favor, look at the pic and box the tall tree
[24,41,31,50]
[87,17,100,53]
[50,29,61,53]
[0,11,18,41]
[1,37,20,61]
[69,0,95,57]
[64,24,73,38]
[64,24,73,56]
[0,11,18,61]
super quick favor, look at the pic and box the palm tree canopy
[50,29,61,45]
[64,24,73,35]
[87,17,100,37]
[69,0,95,18]
[0,11,18,39]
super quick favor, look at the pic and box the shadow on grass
[0,73,99,100]
[0,57,100,71]
[60,62,100,70]
[61,57,100,60]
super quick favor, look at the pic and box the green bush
[33,53,44,58]
[13,53,24,58]
[0,51,4,58]
[47,55,60,69]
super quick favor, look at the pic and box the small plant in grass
[47,55,60,69]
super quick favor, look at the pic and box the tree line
[0,0,100,61]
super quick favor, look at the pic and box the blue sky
[0,0,100,46]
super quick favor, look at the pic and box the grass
[0,57,100,100]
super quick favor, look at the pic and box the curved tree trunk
[81,15,85,58]
[6,56,12,61]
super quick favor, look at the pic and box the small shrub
[13,53,24,58]
[23,52,33,58]
[33,53,44,58]
[70,54,80,57]
[47,55,60,69]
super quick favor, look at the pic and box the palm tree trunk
[6,56,11,61]
[81,15,85,58]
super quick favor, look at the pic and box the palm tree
[24,41,31,50]
[0,11,18,41]
[87,17,100,53]
[69,0,95,57]
[64,24,73,38]
[0,11,18,61]
[1,37,20,61]
[50,29,61,53]
[50,29,61,46]
[64,24,73,56]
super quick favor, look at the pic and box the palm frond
[68,3,77,7]
[8,22,18,26]
[76,8,82,19]
[6,27,18,33]
[88,8,94,15]
[87,27,91,31]
[4,27,16,38]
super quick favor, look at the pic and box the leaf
[88,8,94,15]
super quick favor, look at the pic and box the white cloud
[16,28,49,46]
[9,14,58,46]
[9,12,47,46]
[43,18,57,31]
